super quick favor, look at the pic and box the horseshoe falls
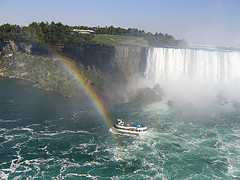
[145,47,240,85]
[144,47,240,104]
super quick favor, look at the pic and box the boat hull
[111,126,147,135]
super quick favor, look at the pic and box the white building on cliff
[73,29,95,34]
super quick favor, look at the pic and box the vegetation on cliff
[0,53,102,97]
[0,22,94,45]
[78,25,187,46]
[93,35,148,46]
[0,22,187,47]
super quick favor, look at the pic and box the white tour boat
[112,119,147,135]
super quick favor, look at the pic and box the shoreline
[0,74,75,98]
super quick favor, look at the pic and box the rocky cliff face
[0,41,52,56]
[0,41,149,101]
[113,45,148,76]
[79,44,148,101]
[65,44,148,76]
[0,41,148,76]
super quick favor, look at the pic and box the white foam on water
[0,119,19,123]
[11,127,34,133]
[61,173,99,180]
[0,171,8,180]
[39,129,92,137]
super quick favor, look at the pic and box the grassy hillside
[93,35,149,46]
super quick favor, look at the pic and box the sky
[0,0,240,47]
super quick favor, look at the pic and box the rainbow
[56,56,121,147]
[57,56,113,128]
[25,34,119,144]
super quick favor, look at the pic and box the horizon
[0,0,239,47]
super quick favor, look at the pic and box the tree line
[0,21,187,47]
[0,22,94,47]
[74,25,187,46]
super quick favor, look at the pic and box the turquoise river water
[0,77,240,179]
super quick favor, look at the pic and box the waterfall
[144,47,240,86]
